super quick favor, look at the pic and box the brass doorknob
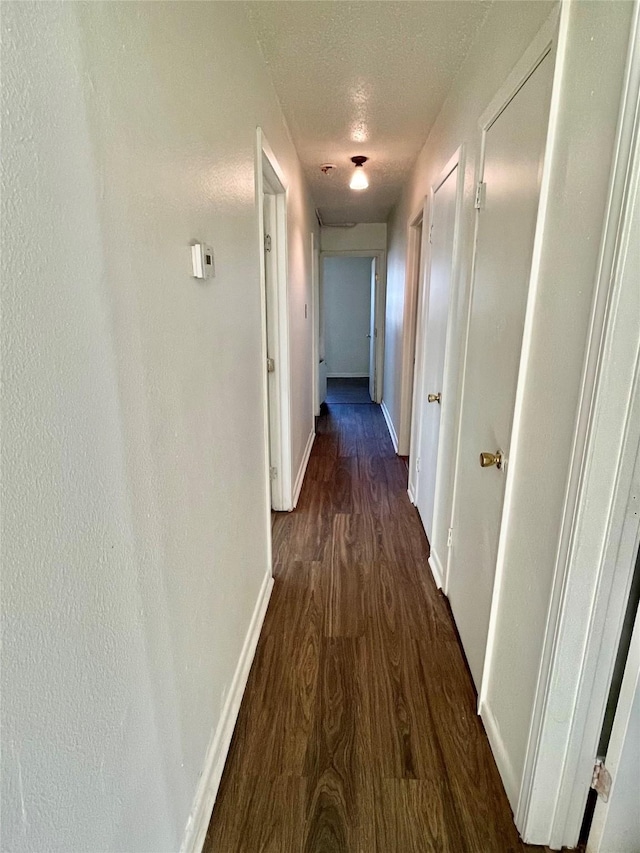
[480,451,503,470]
[427,393,441,404]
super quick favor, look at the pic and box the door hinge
[429,223,433,244]
[269,466,278,481]
[266,356,275,373]
[447,527,453,548]
[474,182,487,210]
[591,759,612,802]
[416,457,421,473]
[264,233,272,252]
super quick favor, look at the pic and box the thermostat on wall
[191,243,215,279]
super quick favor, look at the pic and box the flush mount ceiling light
[349,156,369,190]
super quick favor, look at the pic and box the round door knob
[479,451,503,470]
[427,393,441,404]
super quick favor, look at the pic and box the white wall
[385,0,635,813]
[323,257,372,377]
[320,222,387,253]
[0,3,315,851]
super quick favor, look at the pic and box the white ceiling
[247,1,492,224]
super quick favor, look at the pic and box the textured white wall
[320,223,387,253]
[0,2,315,851]
[323,257,372,377]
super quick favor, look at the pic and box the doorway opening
[317,251,386,408]
[257,128,293,512]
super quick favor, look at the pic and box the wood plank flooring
[325,377,373,406]
[206,398,552,852]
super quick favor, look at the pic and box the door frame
[513,5,640,844]
[399,208,426,457]
[256,128,293,512]
[407,202,428,501]
[368,258,378,403]
[310,231,320,416]
[318,250,387,404]
[408,147,464,593]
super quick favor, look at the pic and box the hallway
[206,400,545,852]
[4,2,638,850]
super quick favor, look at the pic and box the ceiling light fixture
[349,156,369,190]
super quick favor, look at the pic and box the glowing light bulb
[350,166,369,190]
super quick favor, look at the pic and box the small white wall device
[191,243,215,279]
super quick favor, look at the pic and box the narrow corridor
[206,396,549,852]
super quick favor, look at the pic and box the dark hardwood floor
[206,396,552,852]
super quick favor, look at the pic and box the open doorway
[257,128,292,512]
[318,251,385,407]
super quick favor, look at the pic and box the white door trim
[511,4,640,846]
[256,128,293,512]
[398,204,427,457]
[310,231,320,416]
[319,250,387,404]
[407,200,428,501]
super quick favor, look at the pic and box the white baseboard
[180,571,274,853]
[479,698,519,810]
[428,550,444,590]
[381,399,399,453]
[407,482,416,505]
[292,429,315,509]
[326,372,370,378]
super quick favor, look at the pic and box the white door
[447,53,554,689]
[415,165,458,544]
[369,258,377,401]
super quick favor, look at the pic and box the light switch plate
[191,243,214,279]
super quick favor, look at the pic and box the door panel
[448,53,554,689]
[416,167,458,544]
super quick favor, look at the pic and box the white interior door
[369,257,377,401]
[415,166,458,544]
[447,53,554,689]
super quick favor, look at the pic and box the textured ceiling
[247,1,492,223]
